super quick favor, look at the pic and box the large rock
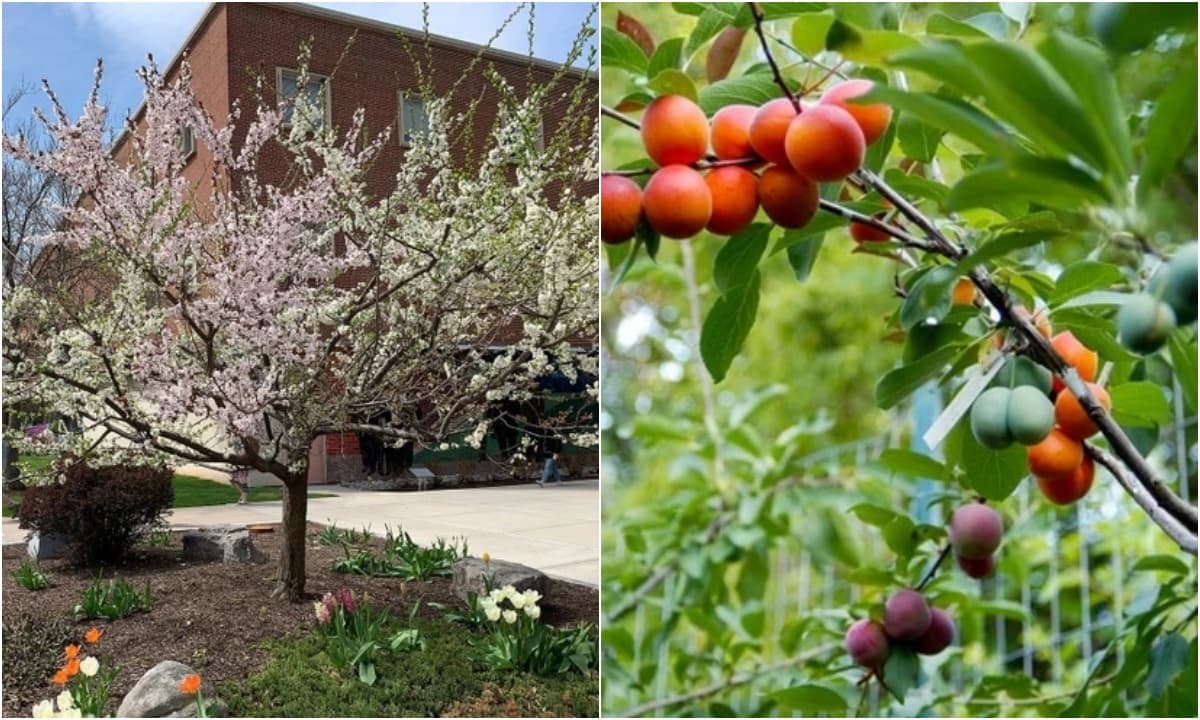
[452,556,547,602]
[116,660,225,718]
[181,526,265,563]
[27,531,68,560]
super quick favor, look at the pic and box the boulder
[181,526,265,563]
[116,660,223,718]
[452,556,547,602]
[27,531,68,560]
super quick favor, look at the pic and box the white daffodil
[32,700,54,718]
[60,709,83,719]
[489,588,506,603]
[501,585,519,601]
[502,609,518,624]
[509,593,527,610]
[56,690,75,711]
[522,589,542,605]
[524,604,541,619]
[484,605,502,622]
[79,656,100,678]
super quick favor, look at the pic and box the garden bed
[2,523,598,717]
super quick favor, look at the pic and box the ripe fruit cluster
[1118,244,1197,354]
[845,590,955,670]
[970,308,1109,506]
[600,81,892,244]
[949,503,1003,579]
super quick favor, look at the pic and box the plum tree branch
[915,542,952,591]
[601,104,640,130]
[749,3,801,112]
[1088,444,1198,554]
[750,7,1197,547]
[617,642,839,717]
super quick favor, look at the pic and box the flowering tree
[3,23,598,600]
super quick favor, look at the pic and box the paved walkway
[2,479,599,586]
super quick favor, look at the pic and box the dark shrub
[19,462,173,564]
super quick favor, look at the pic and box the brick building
[107,2,597,484]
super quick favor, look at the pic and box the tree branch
[618,643,838,717]
[749,3,801,111]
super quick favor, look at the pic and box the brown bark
[272,469,309,601]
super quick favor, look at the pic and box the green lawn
[3,458,332,517]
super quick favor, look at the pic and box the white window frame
[178,126,195,160]
[276,67,331,129]
[397,90,430,148]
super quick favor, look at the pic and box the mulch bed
[1,523,598,716]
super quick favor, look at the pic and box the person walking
[229,466,251,505]
[538,451,563,486]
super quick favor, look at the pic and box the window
[178,126,195,160]
[277,68,330,129]
[398,91,429,147]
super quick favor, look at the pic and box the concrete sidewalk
[2,479,599,586]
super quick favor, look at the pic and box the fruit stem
[915,542,952,591]
[749,3,802,113]
[601,104,641,130]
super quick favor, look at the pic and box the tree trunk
[272,470,308,601]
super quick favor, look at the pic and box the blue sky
[2,2,596,133]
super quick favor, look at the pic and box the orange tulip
[64,658,81,677]
[178,674,202,694]
[85,627,104,644]
[53,668,70,685]
[64,644,81,659]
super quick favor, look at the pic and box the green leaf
[860,87,1019,160]
[1038,32,1132,179]
[947,157,1111,213]
[609,232,643,287]
[701,271,761,383]
[786,234,825,282]
[883,515,918,557]
[875,345,958,410]
[1089,3,1197,54]
[357,661,377,686]
[926,12,991,38]
[896,115,944,164]
[647,37,685,78]
[827,20,918,66]
[772,684,848,714]
[878,449,947,480]
[849,503,900,528]
[1131,554,1192,576]
[1050,261,1123,305]
[601,26,649,75]
[890,40,1113,174]
[863,109,898,174]
[697,72,782,115]
[637,220,661,261]
[1139,63,1198,200]
[714,224,770,294]
[789,12,836,56]
[1110,381,1171,427]
[648,69,699,103]
[883,168,950,206]
[845,566,896,586]
[882,646,920,701]
[684,7,731,59]
[773,213,846,255]
[1168,330,1198,413]
[900,265,958,330]
[1148,634,1190,698]
[960,426,1027,501]
[973,599,1030,621]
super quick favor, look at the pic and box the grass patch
[3,459,333,517]
[223,620,597,717]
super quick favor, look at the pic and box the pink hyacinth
[336,589,355,614]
